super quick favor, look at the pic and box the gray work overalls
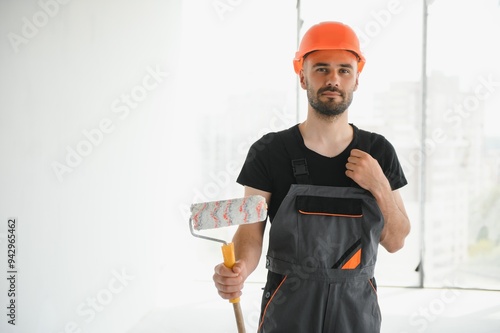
[258,129,385,333]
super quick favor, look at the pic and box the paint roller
[189,195,268,333]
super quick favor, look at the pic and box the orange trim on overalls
[258,275,288,332]
[298,210,363,218]
[341,248,362,269]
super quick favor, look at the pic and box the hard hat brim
[293,49,366,74]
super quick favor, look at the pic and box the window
[189,0,500,291]
[423,0,500,289]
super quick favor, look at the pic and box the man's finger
[214,263,238,277]
[347,156,359,164]
[350,148,367,157]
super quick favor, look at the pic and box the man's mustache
[318,86,344,96]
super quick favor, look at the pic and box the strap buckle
[291,159,310,184]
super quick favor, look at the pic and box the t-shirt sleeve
[236,133,274,193]
[381,139,408,191]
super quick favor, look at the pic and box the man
[213,21,410,332]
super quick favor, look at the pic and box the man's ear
[354,72,360,91]
[299,69,307,90]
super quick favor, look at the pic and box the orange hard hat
[293,21,366,74]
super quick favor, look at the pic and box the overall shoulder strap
[279,126,311,185]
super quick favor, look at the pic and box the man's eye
[316,68,328,73]
[340,69,351,74]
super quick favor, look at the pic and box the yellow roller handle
[221,242,240,303]
[221,242,246,333]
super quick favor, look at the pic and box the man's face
[300,49,359,118]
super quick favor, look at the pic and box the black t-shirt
[236,124,407,222]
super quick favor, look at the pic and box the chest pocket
[296,195,365,270]
[266,184,384,280]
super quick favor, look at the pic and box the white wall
[0,1,297,332]
[0,1,183,332]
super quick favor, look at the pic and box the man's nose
[325,72,340,87]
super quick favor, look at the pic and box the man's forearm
[233,222,265,279]
[373,187,411,253]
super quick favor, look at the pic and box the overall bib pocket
[295,195,365,270]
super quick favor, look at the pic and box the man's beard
[307,84,354,119]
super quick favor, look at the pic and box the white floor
[128,281,500,333]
